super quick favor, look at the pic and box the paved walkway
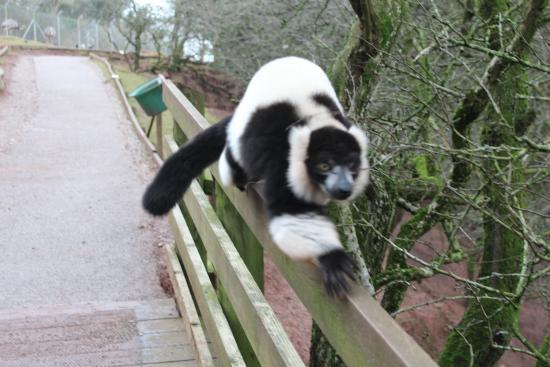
[0,55,191,366]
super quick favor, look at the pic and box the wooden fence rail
[157,77,438,367]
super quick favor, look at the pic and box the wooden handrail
[161,77,438,367]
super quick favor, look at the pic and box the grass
[115,62,176,139]
[94,58,220,150]
[93,58,175,146]
[0,36,50,48]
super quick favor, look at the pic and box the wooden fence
[153,76,438,367]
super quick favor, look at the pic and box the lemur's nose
[327,167,353,200]
[332,188,352,200]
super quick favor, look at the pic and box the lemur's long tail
[143,116,231,216]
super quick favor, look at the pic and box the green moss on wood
[411,154,444,190]
[330,21,361,103]
[217,282,261,367]
[352,174,398,275]
[213,182,264,289]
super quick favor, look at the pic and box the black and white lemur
[143,57,369,297]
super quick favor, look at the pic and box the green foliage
[411,154,444,190]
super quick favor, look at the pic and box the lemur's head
[288,125,369,205]
[306,127,363,200]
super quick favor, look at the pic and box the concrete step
[0,298,195,367]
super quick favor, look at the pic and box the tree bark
[438,64,530,367]
[133,34,141,71]
[438,0,546,365]
[169,1,186,71]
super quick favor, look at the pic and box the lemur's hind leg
[219,147,248,191]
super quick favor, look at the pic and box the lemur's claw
[318,249,357,299]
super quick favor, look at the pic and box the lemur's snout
[326,167,353,200]
[331,187,352,200]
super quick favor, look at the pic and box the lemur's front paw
[318,249,357,298]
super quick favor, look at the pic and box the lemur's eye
[317,163,331,172]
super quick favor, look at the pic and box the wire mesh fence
[1,3,126,50]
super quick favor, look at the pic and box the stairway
[0,298,196,367]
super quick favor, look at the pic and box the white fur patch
[269,213,342,260]
[218,148,234,187]
[228,57,341,163]
[348,126,370,200]
[348,126,368,152]
[287,126,330,206]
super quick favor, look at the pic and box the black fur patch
[312,94,351,128]
[240,102,321,216]
[142,116,231,216]
[225,147,248,191]
[318,249,357,298]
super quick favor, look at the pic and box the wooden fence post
[213,181,265,367]
[156,113,163,158]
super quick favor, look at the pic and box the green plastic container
[129,77,167,116]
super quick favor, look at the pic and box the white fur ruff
[287,126,330,206]
[218,148,234,187]
[347,126,370,199]
[269,213,342,260]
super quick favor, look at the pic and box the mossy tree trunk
[132,34,142,71]
[438,65,530,367]
[438,0,547,365]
